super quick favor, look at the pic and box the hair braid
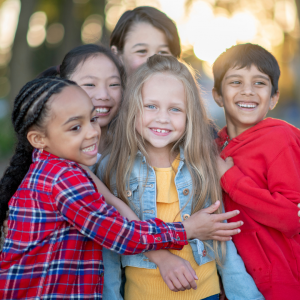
[0,77,77,237]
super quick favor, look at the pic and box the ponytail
[0,77,77,235]
[37,66,60,78]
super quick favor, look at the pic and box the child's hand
[217,156,234,178]
[183,200,242,241]
[3,218,8,237]
[146,250,197,292]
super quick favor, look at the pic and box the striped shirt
[0,150,187,299]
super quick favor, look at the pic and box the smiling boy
[212,44,300,299]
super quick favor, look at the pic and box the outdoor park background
[0,0,300,175]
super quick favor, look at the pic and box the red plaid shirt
[0,150,187,299]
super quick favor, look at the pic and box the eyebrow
[225,74,270,81]
[63,107,96,126]
[80,75,120,80]
[132,43,169,49]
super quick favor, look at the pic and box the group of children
[0,5,299,300]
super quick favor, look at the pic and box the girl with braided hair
[0,76,223,299]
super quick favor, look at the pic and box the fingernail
[238,229,241,233]
[194,275,199,280]
[240,221,244,225]
[236,210,240,214]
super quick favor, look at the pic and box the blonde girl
[97,55,264,300]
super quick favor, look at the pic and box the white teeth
[96,108,109,113]
[153,129,169,133]
[237,103,257,108]
[82,144,95,152]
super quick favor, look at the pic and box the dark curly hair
[0,77,77,235]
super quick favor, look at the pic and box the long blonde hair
[101,55,224,263]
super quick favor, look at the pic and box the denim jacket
[94,150,264,300]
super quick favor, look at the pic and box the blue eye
[110,83,121,87]
[231,81,240,84]
[146,105,156,109]
[171,108,180,112]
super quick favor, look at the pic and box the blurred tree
[9,0,36,101]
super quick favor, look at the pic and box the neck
[98,126,108,154]
[146,144,177,168]
[226,119,257,139]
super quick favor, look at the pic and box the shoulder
[261,118,300,147]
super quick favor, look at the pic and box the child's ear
[27,130,47,150]
[111,46,124,64]
[212,88,224,107]
[269,90,280,110]
[111,46,118,55]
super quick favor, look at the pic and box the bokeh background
[1,0,300,174]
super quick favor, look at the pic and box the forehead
[142,73,185,102]
[71,54,120,79]
[224,64,271,80]
[50,85,93,117]
[125,22,168,47]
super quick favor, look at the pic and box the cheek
[126,56,147,74]
[110,90,122,107]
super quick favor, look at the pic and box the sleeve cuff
[140,221,188,250]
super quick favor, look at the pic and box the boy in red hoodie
[212,43,300,299]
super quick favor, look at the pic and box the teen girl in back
[97,55,264,300]
[0,76,217,299]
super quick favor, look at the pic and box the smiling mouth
[82,144,96,153]
[96,107,110,114]
[237,102,257,108]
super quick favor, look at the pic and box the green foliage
[0,115,15,159]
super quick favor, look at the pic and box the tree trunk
[9,0,36,102]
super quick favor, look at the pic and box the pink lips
[82,143,98,156]
[95,107,111,116]
[150,128,171,136]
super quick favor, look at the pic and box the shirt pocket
[233,230,271,284]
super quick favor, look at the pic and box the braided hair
[0,77,77,234]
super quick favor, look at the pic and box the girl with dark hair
[0,76,213,300]
[110,6,181,75]
[38,44,124,153]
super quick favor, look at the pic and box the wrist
[144,250,171,265]
[182,220,192,240]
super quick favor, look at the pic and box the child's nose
[87,122,101,140]
[156,110,170,123]
[95,88,110,101]
[241,83,255,96]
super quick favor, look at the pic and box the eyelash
[91,116,99,122]
[71,125,81,131]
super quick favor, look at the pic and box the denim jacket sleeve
[218,239,265,300]
[102,247,124,300]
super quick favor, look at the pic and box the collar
[32,148,80,169]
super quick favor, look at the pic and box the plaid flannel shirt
[0,150,187,299]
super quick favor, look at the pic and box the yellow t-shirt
[125,157,220,300]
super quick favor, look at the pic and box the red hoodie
[216,118,300,299]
